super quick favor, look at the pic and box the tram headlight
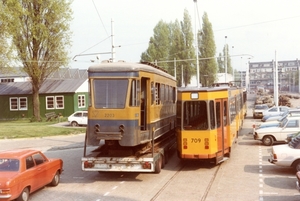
[119,124,125,132]
[94,124,100,133]
[183,138,187,149]
[204,138,209,149]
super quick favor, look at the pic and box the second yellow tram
[176,85,245,164]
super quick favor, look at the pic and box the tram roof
[88,60,175,80]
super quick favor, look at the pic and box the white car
[253,104,269,119]
[262,106,290,118]
[68,111,88,127]
[268,135,300,172]
[253,116,300,146]
[262,109,300,122]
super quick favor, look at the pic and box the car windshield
[289,136,300,149]
[0,159,19,171]
[279,117,288,127]
[278,115,287,122]
[255,105,268,110]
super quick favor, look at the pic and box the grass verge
[0,119,86,139]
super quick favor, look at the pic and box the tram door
[140,77,148,131]
[215,98,228,163]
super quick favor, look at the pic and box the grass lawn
[0,118,86,139]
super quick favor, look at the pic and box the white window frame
[46,96,64,109]
[78,95,85,108]
[55,96,64,109]
[46,96,55,109]
[9,97,18,111]
[9,97,28,111]
[19,97,28,110]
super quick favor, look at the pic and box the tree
[1,0,73,121]
[179,9,196,86]
[0,2,13,71]
[141,20,171,69]
[141,9,196,86]
[198,12,218,86]
[223,44,233,75]
[217,52,224,73]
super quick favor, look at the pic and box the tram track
[150,159,224,201]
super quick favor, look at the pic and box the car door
[23,155,40,192]
[82,112,88,125]
[280,119,299,140]
[76,112,84,125]
[31,153,49,187]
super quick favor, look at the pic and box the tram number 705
[191,138,201,143]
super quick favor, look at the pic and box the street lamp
[224,36,227,82]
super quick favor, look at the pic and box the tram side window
[172,87,176,103]
[165,85,169,103]
[183,101,208,130]
[160,84,165,104]
[216,102,221,128]
[224,101,228,126]
[230,97,236,122]
[129,79,140,106]
[209,100,216,129]
[151,82,154,105]
[155,83,160,105]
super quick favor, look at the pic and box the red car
[0,149,63,201]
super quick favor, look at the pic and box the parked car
[286,131,300,143]
[262,109,300,122]
[253,116,300,146]
[262,106,290,118]
[253,104,269,119]
[268,135,300,172]
[0,149,63,201]
[296,170,300,191]
[68,111,88,127]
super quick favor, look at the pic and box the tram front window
[94,79,128,108]
[183,101,208,130]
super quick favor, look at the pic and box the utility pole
[111,18,115,62]
[194,0,200,87]
[225,36,227,83]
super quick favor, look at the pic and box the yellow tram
[84,60,177,160]
[176,84,245,164]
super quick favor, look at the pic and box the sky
[69,0,300,71]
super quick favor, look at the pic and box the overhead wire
[73,0,111,58]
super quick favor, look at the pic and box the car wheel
[49,171,60,186]
[262,136,274,146]
[154,156,162,173]
[71,121,79,127]
[16,187,30,201]
[293,160,300,172]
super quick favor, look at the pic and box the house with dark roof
[0,68,88,120]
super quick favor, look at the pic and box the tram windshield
[183,101,208,130]
[93,79,128,108]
